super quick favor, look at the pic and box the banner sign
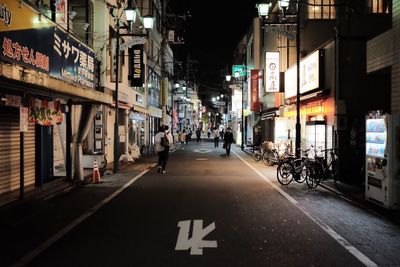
[0,0,95,89]
[28,97,63,126]
[129,44,144,87]
[265,25,295,41]
[265,52,280,93]
[20,107,29,132]
[55,0,68,29]
[250,69,259,111]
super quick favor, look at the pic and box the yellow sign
[284,103,325,117]
[0,0,53,32]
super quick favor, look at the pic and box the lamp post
[257,0,301,158]
[113,6,153,174]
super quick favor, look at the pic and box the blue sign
[0,26,95,89]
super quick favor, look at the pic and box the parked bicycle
[252,145,265,162]
[263,141,293,166]
[309,148,338,184]
[276,148,318,188]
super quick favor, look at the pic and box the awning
[149,106,162,118]
[132,105,149,114]
[111,101,131,110]
[0,64,112,105]
[261,109,277,120]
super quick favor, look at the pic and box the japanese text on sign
[2,37,49,71]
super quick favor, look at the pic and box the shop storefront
[0,0,111,203]
[281,97,335,151]
[129,111,146,149]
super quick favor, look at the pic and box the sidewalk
[0,153,158,267]
[236,147,400,266]
[241,149,400,226]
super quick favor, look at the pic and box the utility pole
[184,54,189,129]
[161,0,167,126]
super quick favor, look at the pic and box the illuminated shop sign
[265,52,280,93]
[284,50,321,99]
[130,45,144,87]
[0,0,95,89]
[284,100,325,117]
[0,3,12,26]
[250,69,259,111]
[232,65,246,78]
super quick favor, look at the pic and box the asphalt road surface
[13,141,367,267]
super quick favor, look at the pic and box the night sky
[167,0,259,101]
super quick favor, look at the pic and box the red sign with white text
[250,70,259,111]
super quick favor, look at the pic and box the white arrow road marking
[175,220,217,255]
[193,149,211,154]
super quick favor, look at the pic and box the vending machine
[365,111,399,208]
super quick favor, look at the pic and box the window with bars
[367,0,392,14]
[307,0,336,19]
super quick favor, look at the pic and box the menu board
[366,118,387,158]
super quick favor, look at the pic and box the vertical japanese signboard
[250,69,259,112]
[55,0,68,29]
[0,0,95,89]
[265,52,280,93]
[20,107,28,132]
[129,45,144,87]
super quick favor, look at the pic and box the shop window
[307,0,336,19]
[69,0,94,46]
[367,0,392,14]
[38,0,54,20]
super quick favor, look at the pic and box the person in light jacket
[155,125,173,174]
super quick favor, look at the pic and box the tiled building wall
[393,0,400,111]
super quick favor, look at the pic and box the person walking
[207,127,211,139]
[196,128,201,143]
[179,129,186,150]
[213,127,220,148]
[155,125,173,174]
[223,127,234,156]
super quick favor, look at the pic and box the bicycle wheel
[277,161,294,185]
[293,159,307,183]
[306,163,322,189]
[252,151,262,162]
[262,150,276,166]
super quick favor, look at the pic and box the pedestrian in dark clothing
[196,128,201,143]
[223,127,234,155]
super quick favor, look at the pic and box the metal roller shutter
[0,106,20,195]
[0,106,36,196]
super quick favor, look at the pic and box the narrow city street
[2,140,400,267]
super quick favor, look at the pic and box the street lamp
[257,0,301,158]
[113,6,154,174]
